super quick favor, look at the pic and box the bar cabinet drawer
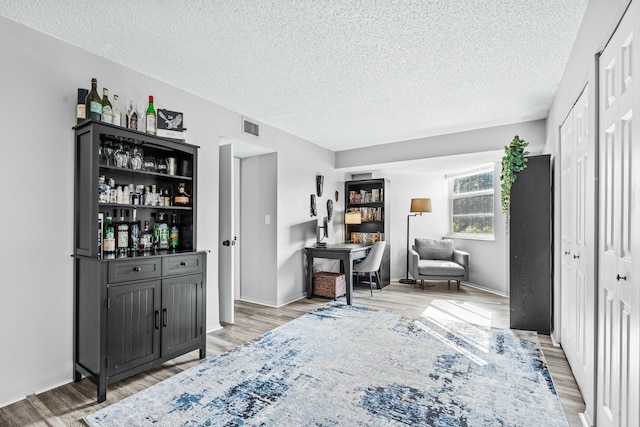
[163,254,203,276]
[108,258,162,284]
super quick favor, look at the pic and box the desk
[305,243,372,305]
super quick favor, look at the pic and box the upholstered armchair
[408,238,469,289]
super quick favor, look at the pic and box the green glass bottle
[145,95,156,135]
[85,78,102,121]
[101,88,113,123]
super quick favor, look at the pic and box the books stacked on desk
[315,242,327,248]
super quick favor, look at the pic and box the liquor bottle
[127,100,138,129]
[169,214,179,250]
[85,78,102,121]
[103,214,116,255]
[115,209,130,253]
[153,212,170,249]
[112,94,122,126]
[174,183,190,206]
[145,95,156,135]
[76,88,88,124]
[129,208,140,252]
[139,220,153,251]
[101,88,113,123]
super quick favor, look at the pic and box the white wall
[240,153,278,306]
[0,17,338,407]
[337,120,546,169]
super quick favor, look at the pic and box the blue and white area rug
[86,302,568,426]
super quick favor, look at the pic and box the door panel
[107,280,161,375]
[162,274,203,356]
[597,3,640,425]
[560,84,596,421]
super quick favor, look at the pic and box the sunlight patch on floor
[414,319,488,366]
[421,299,493,327]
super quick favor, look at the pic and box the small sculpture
[327,199,334,221]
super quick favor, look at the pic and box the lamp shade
[410,198,432,213]
[345,211,362,224]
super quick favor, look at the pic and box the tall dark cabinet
[345,178,391,287]
[509,154,552,334]
[73,120,207,403]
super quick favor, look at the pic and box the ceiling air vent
[242,117,259,137]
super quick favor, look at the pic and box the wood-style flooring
[0,281,586,426]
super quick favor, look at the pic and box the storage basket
[313,272,346,299]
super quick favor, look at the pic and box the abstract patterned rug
[86,302,568,426]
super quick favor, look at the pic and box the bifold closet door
[597,1,640,426]
[560,85,595,423]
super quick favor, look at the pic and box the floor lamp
[398,198,432,284]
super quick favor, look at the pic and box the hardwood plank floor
[0,281,586,426]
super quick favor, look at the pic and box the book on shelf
[348,188,384,204]
[349,232,384,244]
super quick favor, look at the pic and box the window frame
[448,167,495,239]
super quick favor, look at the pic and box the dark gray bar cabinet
[72,120,207,403]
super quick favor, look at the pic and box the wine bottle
[153,212,169,249]
[115,209,129,253]
[139,220,153,251]
[169,214,179,249]
[146,95,156,135]
[129,208,140,252]
[77,88,88,124]
[112,94,121,126]
[127,100,138,129]
[85,78,102,121]
[174,183,190,206]
[103,214,116,255]
[101,88,113,123]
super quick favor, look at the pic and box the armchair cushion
[414,238,454,261]
[416,259,465,277]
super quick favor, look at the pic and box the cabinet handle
[155,311,160,329]
[163,309,168,326]
[133,267,141,272]
[617,274,628,281]
[573,254,580,259]
[564,251,570,255]
[180,261,188,266]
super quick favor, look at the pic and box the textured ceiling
[0,0,588,152]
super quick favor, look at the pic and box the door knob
[617,274,628,281]
[222,240,230,246]
[564,251,570,255]
[573,254,580,259]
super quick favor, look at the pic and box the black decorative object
[310,194,317,217]
[327,199,334,221]
[316,175,324,197]
[509,154,552,334]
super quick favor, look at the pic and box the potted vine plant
[500,135,529,224]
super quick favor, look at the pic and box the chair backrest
[414,238,454,261]
[356,241,386,272]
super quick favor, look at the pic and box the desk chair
[352,241,386,296]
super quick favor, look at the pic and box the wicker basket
[313,272,346,299]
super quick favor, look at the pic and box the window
[450,168,494,237]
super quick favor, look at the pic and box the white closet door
[597,2,640,425]
[561,85,596,424]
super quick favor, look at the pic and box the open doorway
[218,137,274,324]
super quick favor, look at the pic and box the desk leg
[344,254,352,305]
[306,252,314,299]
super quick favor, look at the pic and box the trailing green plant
[500,135,529,222]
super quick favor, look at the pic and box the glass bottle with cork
[101,88,113,123]
[174,183,190,206]
[85,78,102,121]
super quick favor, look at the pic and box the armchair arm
[453,250,470,281]
[409,248,420,279]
